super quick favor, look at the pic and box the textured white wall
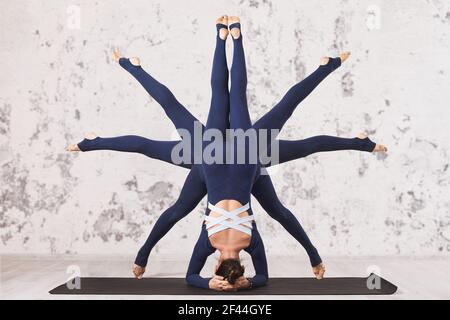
[1,0,449,259]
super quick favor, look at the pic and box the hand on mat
[312,262,326,280]
[209,276,235,291]
[133,264,145,280]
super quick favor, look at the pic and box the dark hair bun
[216,259,245,285]
[228,270,240,285]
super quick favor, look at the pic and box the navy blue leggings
[77,29,375,268]
[252,58,342,134]
[79,135,375,267]
[201,23,258,205]
[78,135,374,167]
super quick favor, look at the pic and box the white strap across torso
[204,202,253,236]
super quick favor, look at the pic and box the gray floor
[1,255,449,299]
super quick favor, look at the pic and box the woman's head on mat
[215,258,245,285]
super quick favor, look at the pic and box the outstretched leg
[251,175,323,277]
[229,18,252,130]
[113,18,231,134]
[270,133,387,167]
[66,133,191,169]
[133,165,206,277]
[114,53,200,135]
[205,16,230,134]
[253,52,350,136]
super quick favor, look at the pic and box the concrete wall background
[1,0,449,260]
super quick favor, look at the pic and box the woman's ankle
[229,16,241,39]
[216,15,229,40]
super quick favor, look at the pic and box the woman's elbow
[251,274,268,287]
[185,274,194,286]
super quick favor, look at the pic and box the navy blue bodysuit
[77,22,376,289]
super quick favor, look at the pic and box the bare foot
[320,57,329,65]
[65,132,97,152]
[129,57,140,66]
[112,50,121,63]
[340,51,351,63]
[373,144,388,152]
[133,264,145,280]
[216,15,229,40]
[229,16,240,39]
[357,132,388,152]
[313,263,326,280]
[65,144,80,152]
[357,132,369,140]
[112,50,140,66]
[320,51,351,65]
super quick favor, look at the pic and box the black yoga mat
[49,274,397,295]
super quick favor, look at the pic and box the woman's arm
[244,229,268,288]
[185,227,216,289]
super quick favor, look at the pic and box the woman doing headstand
[67,16,387,290]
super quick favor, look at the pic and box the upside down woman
[67,16,387,291]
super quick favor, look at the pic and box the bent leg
[77,135,191,169]
[251,174,322,267]
[135,165,206,267]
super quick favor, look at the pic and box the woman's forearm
[248,274,268,288]
[185,274,212,289]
